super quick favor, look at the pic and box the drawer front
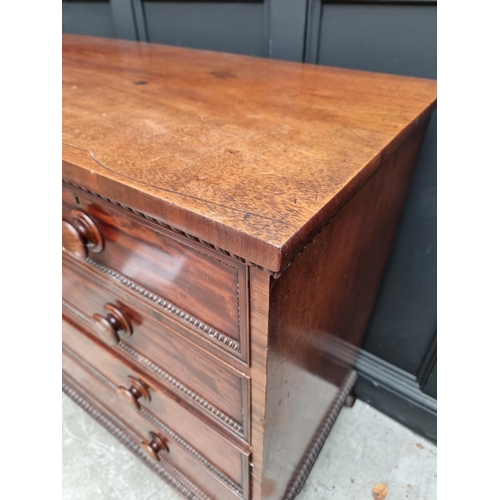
[62,317,249,494]
[62,183,249,362]
[62,258,249,440]
[63,346,247,500]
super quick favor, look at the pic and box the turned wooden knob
[141,432,169,461]
[62,210,104,260]
[117,376,150,409]
[92,304,132,345]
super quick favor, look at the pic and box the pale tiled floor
[62,394,437,500]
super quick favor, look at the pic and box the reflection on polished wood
[62,35,437,500]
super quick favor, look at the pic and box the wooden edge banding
[62,302,245,436]
[84,257,242,354]
[282,370,358,500]
[247,269,272,500]
[63,179,272,274]
[240,377,251,443]
[62,374,211,500]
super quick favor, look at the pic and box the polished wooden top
[62,35,436,272]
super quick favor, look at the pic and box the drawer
[62,258,249,440]
[62,316,250,497]
[62,183,249,362]
[63,348,247,500]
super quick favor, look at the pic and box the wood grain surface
[259,120,430,500]
[62,258,249,436]
[62,316,250,489]
[62,184,247,351]
[62,35,437,500]
[62,34,437,272]
[63,350,244,500]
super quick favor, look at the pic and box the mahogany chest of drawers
[62,35,437,500]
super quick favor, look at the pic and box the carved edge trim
[118,341,245,435]
[283,370,358,500]
[62,301,245,435]
[63,179,363,280]
[84,257,242,354]
[62,301,92,326]
[62,346,242,495]
[63,179,272,274]
[62,375,211,500]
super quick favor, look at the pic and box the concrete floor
[62,394,437,500]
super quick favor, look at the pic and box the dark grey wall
[62,0,437,442]
[314,4,437,374]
